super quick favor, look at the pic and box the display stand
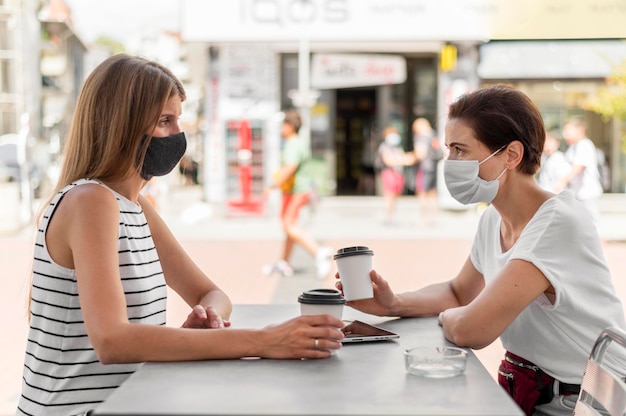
[226,119,265,216]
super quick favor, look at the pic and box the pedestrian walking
[412,117,443,225]
[17,54,344,416]
[263,110,333,279]
[375,125,414,225]
[556,117,604,222]
[537,131,570,193]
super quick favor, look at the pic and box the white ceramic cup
[334,246,374,301]
[298,289,346,355]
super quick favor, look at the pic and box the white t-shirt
[538,151,570,193]
[471,191,626,383]
[565,138,603,200]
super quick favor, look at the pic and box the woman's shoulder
[578,137,596,149]
[60,180,119,214]
[542,191,579,214]
[531,192,594,236]
[283,135,306,152]
[43,180,122,245]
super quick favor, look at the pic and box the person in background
[18,55,344,416]
[338,85,626,416]
[263,110,333,279]
[179,154,200,185]
[412,117,443,225]
[356,127,378,195]
[376,125,414,225]
[140,177,163,209]
[537,131,570,193]
[556,117,603,222]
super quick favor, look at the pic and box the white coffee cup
[334,246,374,301]
[298,289,346,355]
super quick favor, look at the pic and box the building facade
[182,0,485,207]
[180,0,626,207]
[0,0,85,228]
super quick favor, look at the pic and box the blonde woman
[412,117,443,225]
[18,55,343,416]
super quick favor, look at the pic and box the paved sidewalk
[2,184,626,415]
[3,182,626,241]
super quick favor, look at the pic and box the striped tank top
[18,179,167,416]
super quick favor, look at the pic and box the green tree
[586,59,626,121]
[586,59,626,157]
[94,36,125,55]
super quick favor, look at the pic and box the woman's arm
[414,141,428,163]
[440,259,551,349]
[381,149,415,168]
[392,256,485,316]
[95,314,345,363]
[139,194,232,324]
[338,256,485,318]
[61,186,343,363]
[272,164,298,188]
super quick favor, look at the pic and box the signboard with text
[311,53,406,89]
[181,0,626,42]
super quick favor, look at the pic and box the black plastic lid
[297,288,346,305]
[333,246,374,260]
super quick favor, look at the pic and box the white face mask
[385,133,401,146]
[443,145,507,205]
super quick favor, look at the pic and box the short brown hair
[448,84,544,175]
[283,110,302,133]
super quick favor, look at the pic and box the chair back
[574,327,626,416]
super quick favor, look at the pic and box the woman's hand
[335,269,397,316]
[182,305,231,329]
[258,315,345,359]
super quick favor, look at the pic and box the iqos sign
[240,0,349,25]
[182,0,501,42]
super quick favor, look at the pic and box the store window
[483,80,621,192]
[411,63,438,130]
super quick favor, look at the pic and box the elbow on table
[443,319,494,350]
[94,341,127,365]
[91,332,137,365]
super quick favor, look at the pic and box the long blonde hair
[53,53,186,198]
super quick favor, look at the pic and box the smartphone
[341,320,400,343]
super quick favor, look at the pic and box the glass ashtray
[404,346,467,378]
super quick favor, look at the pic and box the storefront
[180,0,626,206]
[478,39,626,192]
[181,0,487,204]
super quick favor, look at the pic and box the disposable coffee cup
[333,246,374,301]
[298,289,346,355]
[298,288,346,319]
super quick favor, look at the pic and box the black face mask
[140,132,187,180]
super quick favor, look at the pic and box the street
[1,184,626,415]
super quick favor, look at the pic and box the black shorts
[416,169,437,192]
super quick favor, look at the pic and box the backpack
[372,142,384,172]
[596,147,610,192]
[305,157,329,196]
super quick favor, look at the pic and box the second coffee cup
[334,246,374,301]
[298,288,346,355]
[298,288,346,318]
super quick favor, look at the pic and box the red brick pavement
[3,234,626,415]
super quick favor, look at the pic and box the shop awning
[478,40,626,79]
